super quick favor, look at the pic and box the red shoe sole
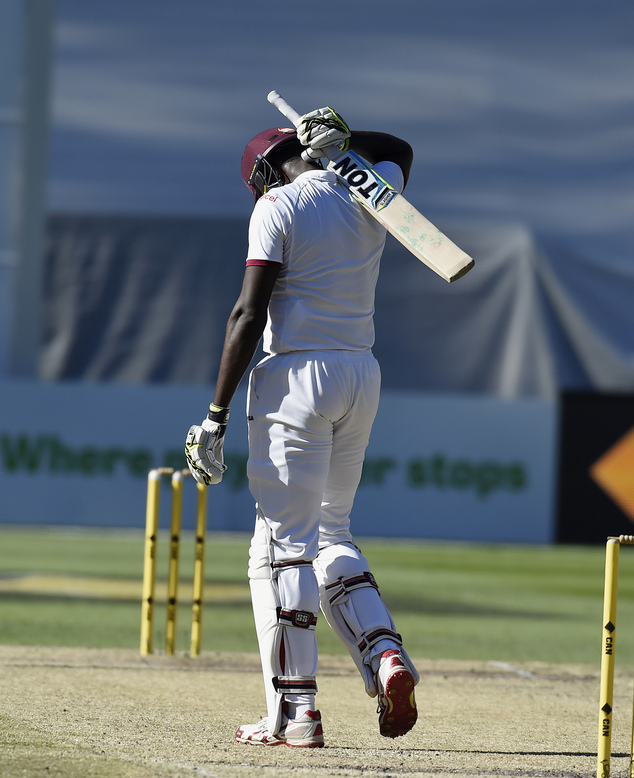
[235,735,285,746]
[235,735,324,747]
[379,668,417,738]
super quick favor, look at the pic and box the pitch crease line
[489,661,538,679]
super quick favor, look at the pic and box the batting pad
[314,542,419,697]
[248,523,320,735]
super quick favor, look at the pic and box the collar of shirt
[292,169,337,185]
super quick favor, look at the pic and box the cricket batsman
[185,105,419,747]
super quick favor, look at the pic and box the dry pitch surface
[0,645,623,777]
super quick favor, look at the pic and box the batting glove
[297,107,350,160]
[185,404,230,486]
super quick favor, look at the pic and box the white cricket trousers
[246,348,381,564]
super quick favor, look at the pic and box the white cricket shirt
[246,162,404,354]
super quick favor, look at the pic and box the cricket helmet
[241,126,298,203]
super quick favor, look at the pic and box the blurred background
[1,0,634,544]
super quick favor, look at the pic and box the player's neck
[281,157,321,183]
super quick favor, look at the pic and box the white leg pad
[314,542,419,697]
[248,520,320,736]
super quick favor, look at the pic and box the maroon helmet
[241,126,298,203]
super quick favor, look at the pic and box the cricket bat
[267,90,474,283]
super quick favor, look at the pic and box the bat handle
[267,90,302,128]
[267,90,340,163]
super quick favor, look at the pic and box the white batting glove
[185,405,230,486]
[296,107,350,160]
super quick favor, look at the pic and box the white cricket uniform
[243,162,417,735]
[246,162,403,564]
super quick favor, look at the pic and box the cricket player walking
[185,105,419,747]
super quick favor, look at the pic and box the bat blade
[327,150,474,282]
[377,195,474,282]
[267,90,474,283]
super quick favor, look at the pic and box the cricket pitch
[0,645,618,777]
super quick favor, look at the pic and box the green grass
[0,525,630,665]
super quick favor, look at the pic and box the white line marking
[489,661,538,679]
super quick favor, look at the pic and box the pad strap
[358,627,402,658]
[325,571,380,606]
[273,676,318,695]
[271,560,314,571]
[277,607,318,630]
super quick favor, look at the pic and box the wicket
[598,534,634,778]
[140,467,208,658]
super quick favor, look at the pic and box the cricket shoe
[235,710,324,748]
[375,649,418,738]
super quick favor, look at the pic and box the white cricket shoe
[235,710,324,748]
[375,649,418,738]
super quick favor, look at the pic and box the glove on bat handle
[267,90,341,163]
[267,90,302,128]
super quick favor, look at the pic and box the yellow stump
[598,539,621,778]
[631,677,634,778]
[139,468,208,658]
[190,481,208,657]
[140,469,162,656]
[165,470,184,655]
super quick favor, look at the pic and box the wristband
[208,403,230,424]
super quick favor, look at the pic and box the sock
[370,644,401,674]
[284,693,315,719]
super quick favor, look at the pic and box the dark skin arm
[276,131,413,189]
[347,131,414,188]
[212,264,279,408]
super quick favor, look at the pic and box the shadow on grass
[1,590,577,622]
[381,593,579,621]
[0,592,253,607]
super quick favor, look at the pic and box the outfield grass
[0,525,631,666]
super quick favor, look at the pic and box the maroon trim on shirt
[246,259,280,268]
